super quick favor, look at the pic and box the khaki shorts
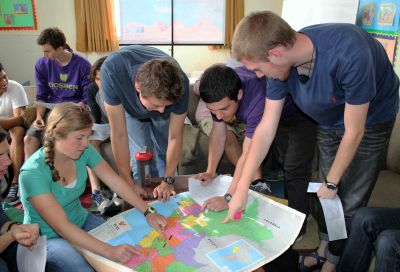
[198,117,245,139]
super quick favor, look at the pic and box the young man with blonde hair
[225,11,398,272]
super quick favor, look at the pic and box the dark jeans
[317,119,394,265]
[275,111,318,235]
[337,207,400,272]
[25,109,50,139]
[46,213,105,272]
[0,242,18,272]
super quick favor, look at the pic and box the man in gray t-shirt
[101,45,189,202]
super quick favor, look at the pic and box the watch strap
[324,179,338,190]
[7,221,21,232]
[143,206,156,217]
[224,193,232,203]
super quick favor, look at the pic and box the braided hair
[43,102,93,182]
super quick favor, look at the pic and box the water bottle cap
[135,151,153,161]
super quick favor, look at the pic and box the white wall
[3,0,399,83]
[245,0,282,15]
[0,0,283,84]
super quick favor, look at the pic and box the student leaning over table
[19,102,166,272]
[225,11,398,272]
[101,45,189,203]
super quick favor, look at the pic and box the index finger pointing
[222,215,232,224]
[201,199,210,211]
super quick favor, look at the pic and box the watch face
[144,206,157,216]
[224,193,232,202]
[165,176,175,185]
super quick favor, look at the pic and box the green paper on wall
[0,0,37,30]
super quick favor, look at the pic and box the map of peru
[83,191,305,272]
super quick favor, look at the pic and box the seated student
[19,102,167,272]
[192,78,243,179]
[0,62,29,204]
[337,207,400,272]
[24,27,91,159]
[86,56,114,212]
[0,126,39,272]
[198,64,316,238]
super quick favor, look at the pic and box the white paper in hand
[189,175,232,205]
[320,196,348,241]
[17,235,47,272]
[307,182,323,193]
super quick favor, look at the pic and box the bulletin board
[357,0,400,64]
[0,0,37,30]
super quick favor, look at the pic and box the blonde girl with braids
[19,102,167,272]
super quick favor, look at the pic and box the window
[114,0,226,45]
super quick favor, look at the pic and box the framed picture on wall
[0,0,37,30]
[372,33,398,64]
[357,0,400,34]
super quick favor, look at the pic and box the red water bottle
[135,148,153,187]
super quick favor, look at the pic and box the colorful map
[80,191,305,272]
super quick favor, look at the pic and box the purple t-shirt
[234,67,266,139]
[35,53,91,104]
[213,67,298,139]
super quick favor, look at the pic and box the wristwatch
[7,221,21,232]
[324,179,338,190]
[224,193,232,203]
[143,206,157,217]
[164,176,175,185]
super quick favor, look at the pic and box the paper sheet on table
[188,175,232,205]
[34,101,57,110]
[89,123,110,141]
[17,235,46,272]
[320,196,347,241]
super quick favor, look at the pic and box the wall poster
[0,0,37,30]
[357,0,400,64]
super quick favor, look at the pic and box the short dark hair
[37,27,66,49]
[0,62,4,72]
[135,58,184,103]
[199,64,242,103]
[89,56,107,83]
[0,127,7,143]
